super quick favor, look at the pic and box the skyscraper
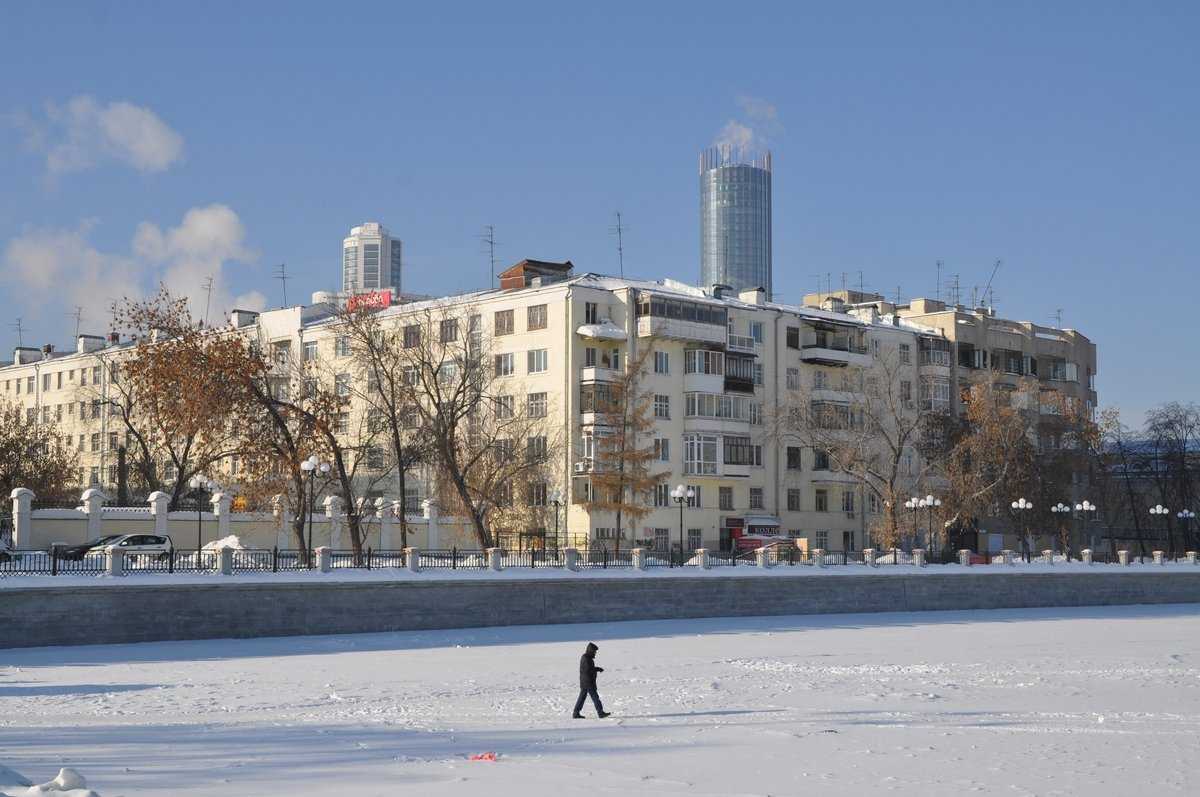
[699,146,772,298]
[342,222,402,295]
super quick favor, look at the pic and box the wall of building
[2,570,1197,649]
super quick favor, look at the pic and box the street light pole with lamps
[1050,502,1071,556]
[670,484,694,566]
[1074,500,1097,552]
[1011,497,1033,561]
[1149,504,1170,558]
[922,494,941,553]
[188,475,216,558]
[299,454,330,566]
[903,497,920,550]
[549,489,564,552]
[1178,509,1196,553]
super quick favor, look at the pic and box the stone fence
[6,487,476,551]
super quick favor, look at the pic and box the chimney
[738,286,766,306]
[41,343,54,355]
[76,335,105,354]
[108,332,120,346]
[13,347,41,364]
[230,309,260,328]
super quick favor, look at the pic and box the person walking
[573,642,610,718]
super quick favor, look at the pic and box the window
[92,366,101,385]
[786,326,800,349]
[786,446,802,470]
[56,371,62,389]
[336,336,352,357]
[749,321,764,343]
[901,380,912,403]
[842,491,855,514]
[684,349,724,375]
[815,489,829,513]
[868,493,881,514]
[404,486,422,514]
[303,341,318,361]
[334,413,349,434]
[813,371,828,390]
[584,302,598,324]
[41,406,49,423]
[526,436,547,463]
[653,438,670,462]
[687,486,702,508]
[815,530,829,549]
[584,347,597,367]
[494,353,514,377]
[752,363,763,386]
[440,318,458,343]
[724,436,754,465]
[42,373,50,391]
[683,434,718,475]
[90,432,101,452]
[654,394,670,419]
[77,434,84,451]
[920,376,951,412]
[368,409,386,433]
[526,392,547,418]
[787,489,801,511]
[527,304,548,330]
[526,482,548,507]
[108,432,118,451]
[813,449,830,470]
[684,392,751,421]
[719,486,733,510]
[27,376,34,392]
[90,399,101,419]
[688,529,702,550]
[335,373,351,396]
[55,404,62,421]
[654,484,670,507]
[494,309,514,335]
[654,351,669,374]
[580,382,614,413]
[899,343,912,364]
[403,325,420,348]
[367,447,386,471]
[749,488,764,510]
[786,368,799,390]
[654,528,669,551]
[527,349,548,373]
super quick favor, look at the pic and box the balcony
[579,366,620,383]
[727,334,756,353]
[800,342,871,368]
[724,375,755,394]
[638,316,727,345]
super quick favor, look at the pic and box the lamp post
[188,475,216,558]
[299,454,330,567]
[903,497,920,551]
[549,489,564,553]
[1051,502,1071,556]
[670,484,694,566]
[922,494,942,553]
[1011,497,1033,561]
[1178,509,1196,553]
[1149,504,1170,558]
[1074,500,1097,552]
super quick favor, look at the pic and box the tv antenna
[273,264,288,307]
[10,317,24,348]
[1053,308,1064,328]
[983,259,1001,308]
[480,225,498,288]
[609,211,626,278]
[66,306,83,339]
[202,276,215,326]
[936,260,943,302]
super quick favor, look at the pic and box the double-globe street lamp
[1178,509,1196,552]
[188,475,217,559]
[299,455,330,566]
[1074,500,1097,551]
[904,495,941,552]
[1050,502,1072,555]
[1011,497,1034,561]
[1149,504,1170,556]
[549,489,564,553]
[670,484,695,565]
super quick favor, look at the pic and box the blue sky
[1,1,1197,423]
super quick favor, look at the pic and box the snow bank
[0,766,100,797]
[201,535,244,551]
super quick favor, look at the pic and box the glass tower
[342,222,402,295]
[699,147,772,299]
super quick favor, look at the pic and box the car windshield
[87,535,122,547]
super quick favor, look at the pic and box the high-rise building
[342,222,402,295]
[700,146,772,299]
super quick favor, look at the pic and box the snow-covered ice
[3,605,1200,795]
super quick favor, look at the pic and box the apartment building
[2,263,1098,555]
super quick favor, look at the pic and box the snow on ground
[3,605,1200,796]
[2,558,1197,589]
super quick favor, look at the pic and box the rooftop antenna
[273,263,288,308]
[857,270,865,297]
[895,286,902,306]
[936,260,943,302]
[202,276,215,326]
[983,259,1001,309]
[840,271,847,294]
[949,274,961,306]
[610,211,626,278]
[480,225,498,289]
[10,317,24,348]
[1053,308,1064,328]
[66,306,83,339]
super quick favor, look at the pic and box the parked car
[55,535,125,561]
[89,534,174,560]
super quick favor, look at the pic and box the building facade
[342,222,403,295]
[699,146,773,299]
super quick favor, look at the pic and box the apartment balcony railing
[727,334,756,353]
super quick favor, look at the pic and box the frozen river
[3,604,1199,795]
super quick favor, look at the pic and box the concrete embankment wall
[3,571,1200,649]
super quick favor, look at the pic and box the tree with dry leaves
[0,399,78,505]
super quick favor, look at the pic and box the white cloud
[2,205,258,336]
[713,96,782,152]
[15,95,184,177]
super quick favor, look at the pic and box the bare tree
[0,399,78,503]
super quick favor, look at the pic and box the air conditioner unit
[573,462,588,474]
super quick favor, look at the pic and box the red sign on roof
[347,290,392,312]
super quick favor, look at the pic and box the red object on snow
[470,752,497,762]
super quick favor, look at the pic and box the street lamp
[549,489,564,553]
[188,475,217,557]
[670,484,695,566]
[1178,509,1196,552]
[1074,500,1097,552]
[903,497,920,550]
[300,454,330,566]
[1149,504,1170,557]
[922,494,942,553]
[1051,502,1071,556]
[1011,497,1033,561]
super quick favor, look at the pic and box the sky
[1,1,1197,424]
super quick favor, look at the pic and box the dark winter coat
[579,642,603,689]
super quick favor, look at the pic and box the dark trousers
[573,686,604,715]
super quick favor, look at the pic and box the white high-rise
[342,222,402,294]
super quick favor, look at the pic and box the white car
[87,533,174,558]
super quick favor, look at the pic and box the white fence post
[486,547,502,571]
[1153,550,1165,565]
[324,495,343,550]
[210,492,232,542]
[1042,549,1055,566]
[958,549,972,567]
[1118,550,1130,566]
[317,546,332,573]
[1187,551,1197,565]
[377,498,393,550]
[81,488,105,540]
[564,547,580,572]
[913,549,926,568]
[631,547,646,570]
[404,547,421,572]
[1002,549,1015,566]
[10,487,34,549]
[148,491,169,538]
[812,548,825,568]
[1081,548,1093,565]
[755,547,773,568]
[105,545,124,577]
[219,546,234,576]
[863,547,876,567]
[423,499,440,549]
[695,548,710,569]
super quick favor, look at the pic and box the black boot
[572,713,585,719]
[598,711,611,718]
